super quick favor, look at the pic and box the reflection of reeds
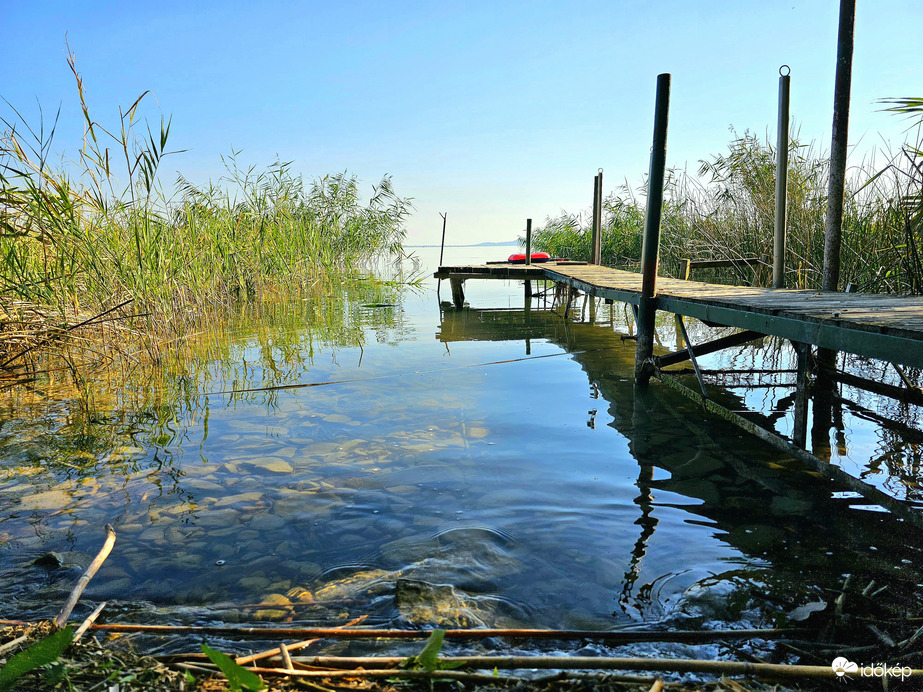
[531,122,923,293]
[0,47,413,371]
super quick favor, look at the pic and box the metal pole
[525,218,532,266]
[438,213,447,266]
[591,174,600,265]
[773,66,791,289]
[634,73,671,386]
[595,169,604,264]
[822,0,856,292]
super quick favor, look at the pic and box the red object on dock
[507,252,551,264]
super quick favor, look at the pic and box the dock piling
[524,218,533,298]
[525,218,532,266]
[450,278,465,309]
[634,73,672,385]
[591,172,603,265]
[773,67,791,289]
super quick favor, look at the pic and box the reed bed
[532,115,923,293]
[0,50,413,373]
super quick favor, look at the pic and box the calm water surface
[1,246,921,655]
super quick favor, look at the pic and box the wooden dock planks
[436,262,923,368]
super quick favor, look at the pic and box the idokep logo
[832,657,858,680]
[831,657,914,682]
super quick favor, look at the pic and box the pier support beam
[634,73,671,385]
[450,278,465,309]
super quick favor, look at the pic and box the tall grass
[531,118,923,293]
[0,48,413,366]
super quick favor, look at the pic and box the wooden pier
[430,72,923,525]
[435,262,923,369]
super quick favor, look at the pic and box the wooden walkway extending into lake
[435,261,923,369]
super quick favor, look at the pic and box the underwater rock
[394,578,489,628]
[246,457,294,474]
[32,552,64,568]
[253,592,293,621]
[313,569,392,602]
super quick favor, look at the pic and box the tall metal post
[634,73,671,386]
[591,175,601,265]
[822,0,856,292]
[438,213,447,266]
[595,170,604,264]
[773,67,791,289]
[525,218,532,265]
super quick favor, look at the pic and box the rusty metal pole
[773,67,791,289]
[634,73,671,386]
[822,0,855,293]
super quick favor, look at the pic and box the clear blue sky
[2,1,920,245]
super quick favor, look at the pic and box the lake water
[1,245,920,657]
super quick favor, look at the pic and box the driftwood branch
[54,524,116,629]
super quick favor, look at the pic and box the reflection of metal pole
[773,66,791,289]
[634,73,671,386]
[792,341,810,448]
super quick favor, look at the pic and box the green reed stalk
[0,51,413,351]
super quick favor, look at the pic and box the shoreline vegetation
[529,108,922,293]
[0,52,413,384]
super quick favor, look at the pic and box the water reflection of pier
[436,305,922,616]
[437,304,923,534]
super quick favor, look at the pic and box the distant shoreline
[405,241,519,248]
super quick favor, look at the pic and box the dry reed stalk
[54,524,116,629]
